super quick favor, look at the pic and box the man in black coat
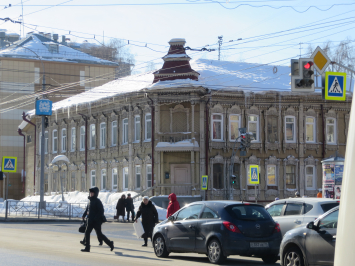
[135,196,159,246]
[126,193,135,222]
[81,187,114,252]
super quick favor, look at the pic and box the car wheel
[153,235,169,258]
[207,238,226,264]
[261,255,278,264]
[283,247,304,266]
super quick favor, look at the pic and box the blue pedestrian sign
[323,72,347,101]
[201,175,208,190]
[2,156,17,173]
[249,165,259,185]
[35,99,53,116]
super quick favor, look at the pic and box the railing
[158,132,193,143]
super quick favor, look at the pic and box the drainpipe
[205,97,211,201]
[78,113,88,174]
[22,112,36,195]
[17,128,26,194]
[147,95,155,195]
[321,105,326,158]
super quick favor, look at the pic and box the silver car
[265,198,339,237]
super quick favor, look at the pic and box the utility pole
[218,36,223,61]
[299,42,303,58]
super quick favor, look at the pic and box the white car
[265,198,339,237]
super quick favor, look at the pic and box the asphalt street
[0,221,281,266]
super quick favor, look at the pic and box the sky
[0,0,354,74]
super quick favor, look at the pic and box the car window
[319,210,339,229]
[304,203,313,214]
[284,203,303,216]
[321,203,339,213]
[266,204,284,217]
[226,205,271,221]
[200,207,219,219]
[176,205,202,221]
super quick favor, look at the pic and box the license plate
[250,242,269,248]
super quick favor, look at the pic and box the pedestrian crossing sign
[324,72,346,101]
[2,156,17,173]
[201,175,208,190]
[249,165,259,185]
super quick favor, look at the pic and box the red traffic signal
[303,61,314,69]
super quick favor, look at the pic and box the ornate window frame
[304,108,319,154]
[324,109,338,152]
[265,107,281,153]
[246,105,262,152]
[210,154,226,191]
[170,104,190,133]
[227,105,242,144]
[304,155,318,194]
[283,155,299,197]
[265,156,281,198]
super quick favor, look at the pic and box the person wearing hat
[116,194,126,222]
[135,196,159,247]
[81,187,114,252]
[126,193,135,222]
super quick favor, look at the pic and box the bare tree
[145,61,157,72]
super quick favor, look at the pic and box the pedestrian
[81,187,114,252]
[116,194,126,222]
[166,193,180,218]
[126,193,135,222]
[274,197,279,201]
[135,196,159,247]
[295,191,300,198]
[317,191,323,198]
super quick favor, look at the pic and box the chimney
[44,33,51,39]
[61,35,66,45]
[52,34,58,42]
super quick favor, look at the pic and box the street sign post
[201,175,208,190]
[311,46,331,75]
[2,156,17,173]
[323,72,347,101]
[249,165,259,203]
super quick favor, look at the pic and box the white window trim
[326,118,337,145]
[111,121,117,147]
[91,170,96,188]
[112,168,118,191]
[305,165,316,190]
[248,115,259,142]
[71,127,76,152]
[145,113,151,141]
[44,131,48,154]
[122,118,129,144]
[39,132,42,155]
[229,114,241,142]
[80,126,85,151]
[61,128,67,152]
[123,167,128,191]
[100,122,106,149]
[89,124,96,149]
[135,165,141,189]
[285,116,296,143]
[211,113,224,141]
[266,165,277,186]
[101,169,107,190]
[305,116,316,143]
[146,164,152,188]
[52,129,58,154]
[134,115,141,143]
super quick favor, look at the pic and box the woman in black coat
[135,196,159,246]
[116,194,126,222]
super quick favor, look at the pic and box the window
[266,204,284,217]
[267,116,278,143]
[326,118,336,144]
[267,165,277,186]
[321,203,339,213]
[201,207,219,219]
[81,171,86,192]
[135,165,141,189]
[134,115,141,142]
[286,165,296,189]
[45,131,48,154]
[285,116,296,143]
[80,126,85,151]
[176,205,203,220]
[61,128,67,152]
[284,203,303,216]
[319,210,339,229]
[80,70,85,86]
[44,174,48,193]
[229,114,240,141]
[52,130,58,153]
[123,167,129,190]
[305,166,315,190]
[71,172,76,191]
[91,170,96,187]
[213,163,224,189]
[101,169,107,190]
[248,115,259,142]
[100,123,106,148]
[212,114,223,141]
[111,121,117,146]
[304,204,313,214]
[112,168,118,190]
[226,205,271,221]
[306,117,316,143]
[145,113,151,141]
[122,118,128,144]
[146,164,152,188]
[90,124,96,149]
[71,127,76,151]
[27,135,32,143]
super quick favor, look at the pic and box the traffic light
[231,174,238,188]
[44,116,49,128]
[291,58,315,92]
[240,134,247,156]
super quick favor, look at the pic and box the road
[0,221,281,266]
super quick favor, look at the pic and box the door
[171,164,191,195]
[167,204,203,252]
[305,209,338,265]
[277,202,304,236]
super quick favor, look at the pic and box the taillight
[223,221,242,233]
[273,223,281,233]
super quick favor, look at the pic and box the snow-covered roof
[0,34,118,66]
[169,38,186,43]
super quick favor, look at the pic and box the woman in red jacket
[166,193,180,218]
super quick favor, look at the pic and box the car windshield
[226,204,271,221]
[321,202,339,213]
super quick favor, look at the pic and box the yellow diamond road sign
[311,46,331,74]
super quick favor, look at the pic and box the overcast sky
[1,0,354,74]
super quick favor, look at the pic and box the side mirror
[307,221,317,230]
[168,216,175,222]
